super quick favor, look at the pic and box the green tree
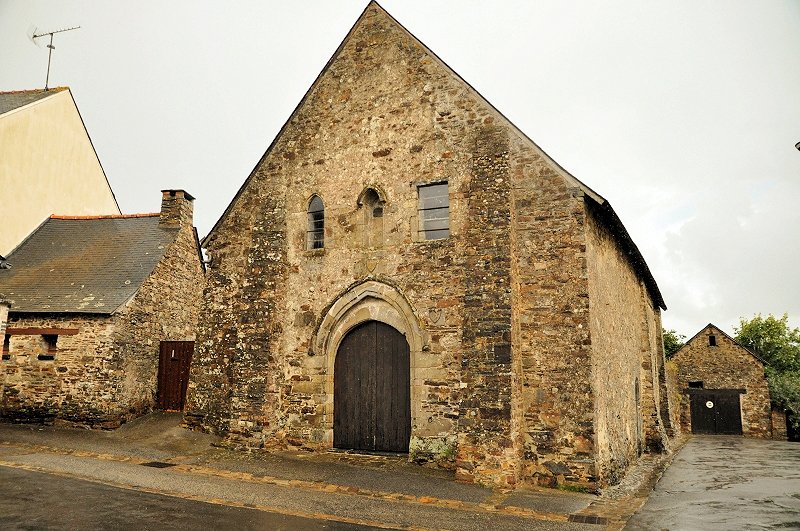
[734,314,800,372]
[734,313,800,430]
[662,329,686,360]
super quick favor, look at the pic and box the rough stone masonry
[1,191,204,428]
[185,2,673,489]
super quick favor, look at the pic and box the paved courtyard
[626,436,800,530]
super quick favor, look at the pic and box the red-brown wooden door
[157,341,194,411]
[334,321,410,452]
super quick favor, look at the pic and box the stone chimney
[159,189,195,227]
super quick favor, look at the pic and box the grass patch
[557,483,592,494]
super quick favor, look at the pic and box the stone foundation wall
[673,325,772,437]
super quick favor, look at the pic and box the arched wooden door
[334,321,410,452]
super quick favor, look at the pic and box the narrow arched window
[362,188,384,248]
[307,195,324,250]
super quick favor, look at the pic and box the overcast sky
[1,0,798,337]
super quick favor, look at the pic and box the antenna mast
[31,25,81,91]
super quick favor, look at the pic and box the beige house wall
[0,89,119,255]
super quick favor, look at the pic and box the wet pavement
[626,436,800,530]
[0,466,374,530]
[3,416,797,530]
[0,414,601,530]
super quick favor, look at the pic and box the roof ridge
[0,87,69,95]
[50,213,160,220]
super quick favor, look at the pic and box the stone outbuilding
[672,323,784,438]
[185,2,673,489]
[0,190,204,428]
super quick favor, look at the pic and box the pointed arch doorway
[334,320,411,452]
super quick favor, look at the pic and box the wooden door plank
[334,321,410,452]
[690,392,716,434]
[715,393,743,434]
[157,341,194,411]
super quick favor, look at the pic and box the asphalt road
[625,436,800,530]
[0,466,377,531]
[0,417,597,530]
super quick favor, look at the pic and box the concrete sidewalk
[0,414,673,530]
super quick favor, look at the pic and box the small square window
[709,335,717,347]
[689,381,704,388]
[418,182,449,240]
[38,334,57,361]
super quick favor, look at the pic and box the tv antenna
[28,25,81,91]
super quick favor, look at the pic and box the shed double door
[689,390,743,435]
[334,321,410,453]
[157,341,194,411]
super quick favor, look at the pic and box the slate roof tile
[0,88,67,115]
[0,215,177,314]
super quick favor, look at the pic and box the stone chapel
[186,2,674,489]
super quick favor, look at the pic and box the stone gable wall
[509,137,596,487]
[186,3,667,489]
[111,213,204,419]
[673,325,772,437]
[188,6,521,485]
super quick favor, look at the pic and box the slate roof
[0,215,177,314]
[0,88,66,116]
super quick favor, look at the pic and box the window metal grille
[307,196,325,249]
[418,182,449,240]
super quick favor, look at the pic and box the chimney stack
[159,189,195,227]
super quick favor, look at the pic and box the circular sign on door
[706,400,714,408]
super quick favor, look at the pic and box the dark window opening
[307,195,324,250]
[709,334,717,347]
[418,182,449,240]
[361,188,385,248]
[2,334,9,360]
[688,380,704,388]
[38,334,57,361]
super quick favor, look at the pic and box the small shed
[673,323,785,438]
[0,191,204,427]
